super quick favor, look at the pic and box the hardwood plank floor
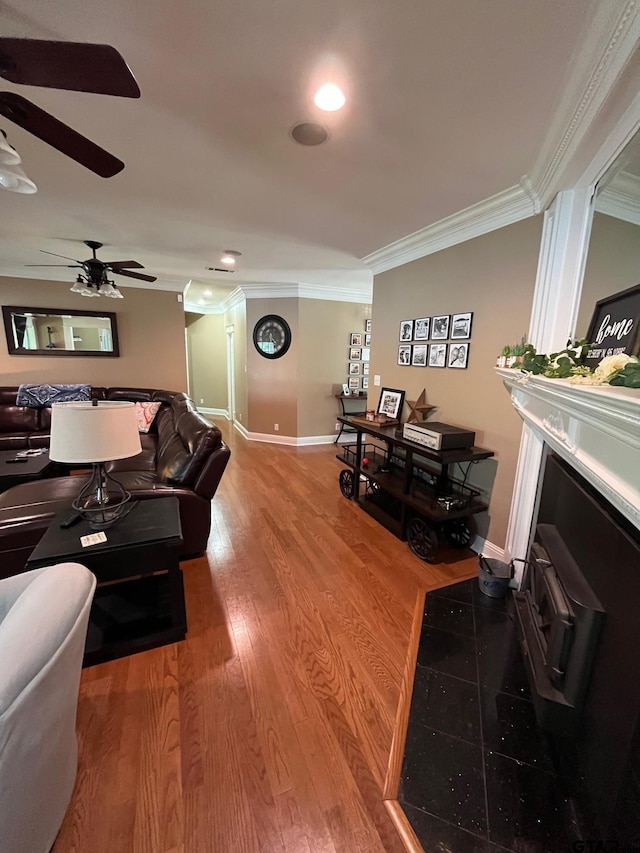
[53,423,477,852]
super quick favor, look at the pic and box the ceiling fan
[26,240,157,290]
[0,37,140,177]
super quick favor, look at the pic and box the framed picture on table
[376,387,405,420]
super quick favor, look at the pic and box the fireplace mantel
[498,368,640,533]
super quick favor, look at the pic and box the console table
[26,496,186,666]
[336,416,494,562]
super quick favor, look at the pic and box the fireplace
[499,370,640,842]
[513,511,605,736]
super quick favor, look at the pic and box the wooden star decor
[405,389,436,424]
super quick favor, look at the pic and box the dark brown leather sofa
[0,387,230,578]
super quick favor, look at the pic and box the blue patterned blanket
[16,383,91,407]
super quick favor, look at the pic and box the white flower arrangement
[502,340,640,389]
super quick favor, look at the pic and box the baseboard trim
[471,535,504,561]
[234,427,340,446]
[198,407,230,419]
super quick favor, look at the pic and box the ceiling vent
[290,122,329,146]
[207,267,236,273]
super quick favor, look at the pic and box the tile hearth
[399,578,586,852]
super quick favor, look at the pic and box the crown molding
[595,170,640,225]
[530,0,640,208]
[361,184,536,274]
[185,280,371,314]
[361,2,639,277]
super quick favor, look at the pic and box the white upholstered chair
[0,563,96,853]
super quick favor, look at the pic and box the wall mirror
[2,305,120,357]
[576,128,640,340]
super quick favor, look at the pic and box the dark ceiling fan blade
[40,249,83,262]
[0,38,140,98]
[24,263,81,267]
[0,92,124,177]
[114,268,157,282]
[106,260,144,269]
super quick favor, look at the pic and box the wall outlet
[374,374,381,386]
[177,294,183,303]
[274,423,279,431]
[335,422,341,431]
[199,398,204,405]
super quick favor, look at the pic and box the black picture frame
[448,342,469,368]
[399,320,414,341]
[431,315,450,340]
[411,344,428,366]
[584,283,640,367]
[414,317,430,340]
[428,343,447,367]
[398,345,411,365]
[376,387,405,420]
[451,312,473,339]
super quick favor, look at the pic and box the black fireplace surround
[399,452,640,850]
[531,453,640,842]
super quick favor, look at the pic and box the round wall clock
[252,314,292,359]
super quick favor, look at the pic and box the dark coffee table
[0,449,54,491]
[26,496,186,666]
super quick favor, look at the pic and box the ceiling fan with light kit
[0,36,140,192]
[26,240,157,298]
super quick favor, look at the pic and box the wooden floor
[53,423,477,853]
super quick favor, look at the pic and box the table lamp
[50,400,142,529]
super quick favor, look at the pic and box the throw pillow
[134,401,161,434]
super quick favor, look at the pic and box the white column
[504,187,595,580]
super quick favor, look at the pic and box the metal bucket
[478,555,514,599]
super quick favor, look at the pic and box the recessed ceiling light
[204,289,212,297]
[314,83,345,112]
[290,122,329,146]
[220,249,242,265]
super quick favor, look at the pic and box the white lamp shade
[0,163,37,193]
[0,133,21,165]
[49,401,142,463]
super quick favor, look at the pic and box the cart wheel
[339,469,355,498]
[406,517,439,563]
[445,518,472,549]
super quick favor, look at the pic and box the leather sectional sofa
[0,387,230,578]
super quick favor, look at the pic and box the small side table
[26,496,185,666]
[0,449,55,493]
[335,394,368,443]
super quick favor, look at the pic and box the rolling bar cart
[336,416,494,562]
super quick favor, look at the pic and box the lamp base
[73,462,135,530]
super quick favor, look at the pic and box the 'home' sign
[584,283,640,367]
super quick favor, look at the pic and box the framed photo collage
[345,319,371,394]
[398,312,472,370]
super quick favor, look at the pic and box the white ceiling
[0,0,612,311]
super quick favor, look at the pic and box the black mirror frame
[2,305,120,357]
